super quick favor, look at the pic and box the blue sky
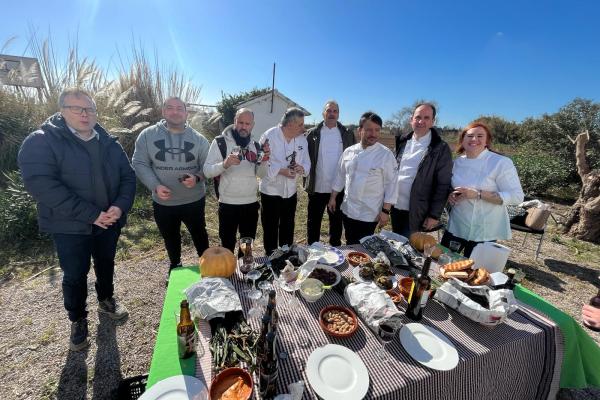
[2,0,599,127]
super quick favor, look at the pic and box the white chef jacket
[258,126,310,199]
[332,142,398,222]
[314,125,343,193]
[394,130,431,210]
[447,149,524,241]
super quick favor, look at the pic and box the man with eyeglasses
[203,108,270,253]
[392,103,453,237]
[18,88,136,351]
[132,97,210,283]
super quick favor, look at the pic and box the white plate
[140,375,207,400]
[399,323,459,371]
[309,245,345,267]
[351,266,398,289]
[306,344,369,400]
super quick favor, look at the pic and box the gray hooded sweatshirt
[132,120,210,206]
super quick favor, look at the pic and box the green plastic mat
[515,285,600,388]
[146,266,200,389]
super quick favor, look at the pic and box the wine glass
[239,237,254,274]
[246,269,263,319]
[258,280,273,307]
[376,322,398,362]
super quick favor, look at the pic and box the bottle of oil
[177,300,197,359]
[406,257,432,321]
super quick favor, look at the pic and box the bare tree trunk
[563,130,600,243]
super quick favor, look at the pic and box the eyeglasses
[63,105,97,115]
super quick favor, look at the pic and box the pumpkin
[409,232,442,259]
[199,247,236,278]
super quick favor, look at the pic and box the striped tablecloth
[197,245,562,400]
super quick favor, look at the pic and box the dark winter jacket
[18,113,136,235]
[395,127,453,233]
[304,121,356,194]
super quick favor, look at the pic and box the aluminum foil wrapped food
[344,282,403,332]
[433,278,518,326]
[184,277,243,320]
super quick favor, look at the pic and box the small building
[238,89,311,140]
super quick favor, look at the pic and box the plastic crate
[117,374,148,400]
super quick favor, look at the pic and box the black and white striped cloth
[197,246,561,400]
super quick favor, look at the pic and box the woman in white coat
[442,122,524,257]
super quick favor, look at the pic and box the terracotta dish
[209,367,253,400]
[399,277,414,299]
[346,251,371,266]
[319,305,359,338]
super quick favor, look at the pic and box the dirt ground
[0,201,599,399]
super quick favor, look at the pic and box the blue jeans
[53,225,121,322]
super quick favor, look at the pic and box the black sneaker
[165,263,182,287]
[70,318,90,351]
[98,297,129,320]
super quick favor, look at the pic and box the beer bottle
[177,300,197,359]
[259,332,278,399]
[584,289,600,332]
[406,257,432,321]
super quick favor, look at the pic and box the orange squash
[199,247,236,278]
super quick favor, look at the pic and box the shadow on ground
[507,259,568,292]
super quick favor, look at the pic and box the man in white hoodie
[203,108,269,253]
[132,97,210,281]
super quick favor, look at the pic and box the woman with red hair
[441,122,524,257]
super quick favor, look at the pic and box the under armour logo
[154,139,195,162]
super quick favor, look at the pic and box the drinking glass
[258,280,273,307]
[376,322,398,362]
[239,237,254,274]
[448,240,461,254]
[246,269,263,319]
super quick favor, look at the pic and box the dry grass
[0,189,599,399]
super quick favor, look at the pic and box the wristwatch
[381,208,391,215]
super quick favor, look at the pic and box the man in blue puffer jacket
[18,88,136,351]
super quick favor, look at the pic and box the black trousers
[53,225,121,322]
[153,197,209,267]
[306,191,344,246]
[440,230,494,258]
[391,208,411,238]
[260,193,297,255]
[342,213,378,245]
[218,201,260,253]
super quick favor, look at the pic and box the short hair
[358,111,383,128]
[280,107,305,127]
[323,100,339,111]
[413,102,437,120]
[58,88,96,109]
[457,121,494,154]
[235,107,254,120]
[162,96,187,111]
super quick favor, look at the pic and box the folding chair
[509,206,554,260]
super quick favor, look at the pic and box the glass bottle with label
[177,300,197,359]
[406,257,432,321]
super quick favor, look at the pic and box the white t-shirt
[314,125,343,193]
[258,126,310,199]
[332,142,398,222]
[447,149,524,241]
[394,130,431,210]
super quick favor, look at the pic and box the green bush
[0,171,45,243]
[512,149,571,196]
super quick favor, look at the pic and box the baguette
[443,259,474,272]
[443,270,469,279]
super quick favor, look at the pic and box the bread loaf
[443,259,474,272]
